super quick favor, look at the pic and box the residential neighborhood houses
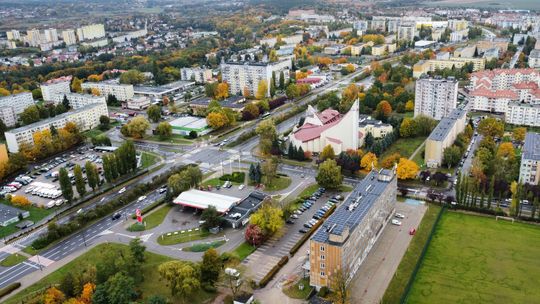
[0,1,540,304]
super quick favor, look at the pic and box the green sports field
[407,212,540,303]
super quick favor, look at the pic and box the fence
[399,206,446,304]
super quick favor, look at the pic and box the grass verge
[231,242,256,261]
[0,253,28,267]
[140,151,160,169]
[0,200,54,239]
[283,278,313,299]
[157,229,218,246]
[380,136,427,160]
[183,240,226,252]
[264,176,292,192]
[133,204,172,231]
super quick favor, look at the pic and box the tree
[405,100,414,112]
[119,69,145,85]
[478,118,504,138]
[256,80,268,100]
[381,152,401,169]
[215,82,229,100]
[147,104,162,123]
[11,195,31,207]
[320,145,336,161]
[71,77,82,93]
[513,127,526,142]
[158,261,201,301]
[256,119,277,155]
[242,103,260,120]
[340,84,359,113]
[146,295,168,304]
[399,118,417,137]
[99,115,110,130]
[206,112,229,130]
[360,152,378,171]
[129,237,146,263]
[443,146,461,168]
[397,158,419,180]
[59,168,73,202]
[201,205,222,229]
[44,287,65,304]
[279,71,285,89]
[155,122,172,140]
[316,159,343,190]
[91,134,112,146]
[74,165,86,197]
[122,116,150,138]
[249,163,262,184]
[201,248,221,287]
[79,282,96,304]
[261,156,279,187]
[375,100,392,119]
[62,95,71,110]
[497,142,515,160]
[168,171,191,196]
[285,83,299,99]
[0,88,10,96]
[250,202,283,235]
[245,224,264,246]
[20,105,40,125]
[330,267,350,304]
[103,272,137,304]
[85,161,99,191]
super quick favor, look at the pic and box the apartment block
[413,57,486,78]
[448,19,468,31]
[62,30,77,45]
[529,49,540,68]
[309,169,397,289]
[40,76,72,101]
[519,132,540,185]
[397,24,416,42]
[358,115,393,139]
[476,39,509,53]
[0,93,36,127]
[220,58,292,97]
[49,93,106,109]
[6,30,21,41]
[425,108,467,168]
[76,24,105,41]
[507,103,540,127]
[43,28,58,43]
[415,77,458,120]
[370,17,386,32]
[5,103,108,153]
[81,81,134,101]
[180,67,212,83]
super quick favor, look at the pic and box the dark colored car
[111,212,122,221]
[299,228,308,233]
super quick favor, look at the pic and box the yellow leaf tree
[320,145,336,161]
[90,88,101,96]
[405,100,414,112]
[256,80,268,100]
[206,112,229,130]
[381,152,401,169]
[360,152,378,171]
[0,87,10,96]
[512,127,526,142]
[497,142,515,160]
[79,282,96,304]
[215,82,229,100]
[249,202,283,235]
[396,158,419,180]
[11,195,31,207]
[44,287,65,304]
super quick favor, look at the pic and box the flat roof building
[424,108,467,168]
[81,80,134,101]
[40,76,72,102]
[0,92,35,127]
[190,96,247,113]
[173,190,241,213]
[169,116,211,137]
[519,132,540,185]
[309,169,397,289]
[0,203,30,227]
[133,80,195,98]
[49,92,106,109]
[415,77,458,120]
[224,191,268,228]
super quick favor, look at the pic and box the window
[320,263,325,269]
[320,271,325,277]
[321,255,325,260]
[320,245,325,252]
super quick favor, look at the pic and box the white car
[395,213,405,219]
[238,184,245,190]
[118,187,126,194]
[138,195,146,202]
[391,219,402,226]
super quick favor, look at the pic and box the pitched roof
[469,87,518,99]
[316,108,341,124]
[293,119,342,142]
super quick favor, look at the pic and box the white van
[46,201,56,209]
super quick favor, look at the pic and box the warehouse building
[0,204,30,227]
[168,116,211,137]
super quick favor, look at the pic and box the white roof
[173,189,241,213]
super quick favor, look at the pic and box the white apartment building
[529,49,540,68]
[425,108,467,168]
[358,115,393,140]
[397,25,416,42]
[6,30,21,41]
[507,103,540,127]
[415,77,458,120]
[76,24,105,41]
[49,93,106,109]
[81,81,134,101]
[180,67,212,83]
[5,103,108,153]
[40,76,72,102]
[26,29,41,47]
[43,28,58,43]
[221,58,292,97]
[519,132,540,185]
[62,30,77,45]
[448,19,468,31]
[0,93,36,127]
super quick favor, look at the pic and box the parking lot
[1,146,106,209]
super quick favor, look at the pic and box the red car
[409,228,416,235]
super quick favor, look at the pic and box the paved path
[408,140,426,162]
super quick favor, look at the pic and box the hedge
[0,282,21,299]
[219,172,245,183]
[259,255,289,288]
[289,204,336,255]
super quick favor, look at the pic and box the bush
[259,255,289,287]
[0,282,21,298]
[128,223,145,232]
[219,172,245,183]
[318,286,329,297]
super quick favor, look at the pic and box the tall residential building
[81,81,134,101]
[6,30,21,41]
[49,93,106,109]
[220,58,292,97]
[519,132,540,185]
[309,168,397,289]
[397,24,416,42]
[180,67,213,83]
[0,93,36,127]
[424,108,467,168]
[5,103,108,153]
[26,29,42,47]
[62,30,77,45]
[76,24,105,41]
[43,28,58,43]
[414,77,458,120]
[370,17,386,31]
[448,19,468,31]
[40,76,72,102]
[413,57,486,78]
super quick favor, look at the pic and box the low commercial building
[519,132,540,185]
[126,96,150,110]
[49,93,106,109]
[476,39,509,53]
[0,92,35,127]
[309,168,397,289]
[454,45,477,58]
[424,108,467,168]
[82,80,134,101]
[414,40,437,50]
[5,103,108,153]
[40,76,72,102]
[169,116,211,137]
[224,191,267,228]
[133,80,195,99]
[173,190,241,213]
[190,96,246,113]
[0,204,30,227]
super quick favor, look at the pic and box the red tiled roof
[326,137,342,144]
[294,119,342,142]
[471,68,539,80]
[317,109,341,124]
[470,87,518,99]
[513,82,539,90]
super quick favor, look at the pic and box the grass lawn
[0,200,54,239]
[264,176,292,192]
[182,240,226,252]
[147,134,193,145]
[280,158,312,167]
[283,278,313,299]
[337,184,353,192]
[157,228,221,246]
[128,204,172,231]
[231,242,256,261]
[298,184,319,198]
[82,128,104,139]
[382,204,441,304]
[140,151,160,168]
[380,136,426,161]
[412,145,425,167]
[5,243,215,304]
[0,253,28,267]
[406,211,540,303]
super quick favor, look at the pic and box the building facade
[309,169,397,289]
[5,103,108,153]
[81,81,134,101]
[358,115,393,140]
[519,132,540,185]
[413,57,486,78]
[40,76,72,101]
[0,92,36,127]
[180,67,213,83]
[76,24,105,41]
[424,108,467,168]
[415,77,458,120]
[49,93,106,109]
[62,30,77,45]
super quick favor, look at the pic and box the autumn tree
[340,84,359,113]
[400,118,417,137]
[206,112,229,130]
[397,158,419,180]
[242,102,260,120]
[146,105,161,123]
[119,69,145,85]
[44,287,65,304]
[375,100,392,119]
[320,145,336,161]
[443,146,461,168]
[361,152,378,171]
[250,201,283,235]
[256,80,268,100]
[477,117,504,138]
[121,116,150,138]
[497,142,515,160]
[158,261,201,301]
[11,195,31,207]
[405,100,414,112]
[330,267,350,304]
[245,224,264,246]
[512,127,526,142]
[155,122,172,139]
[381,152,401,169]
[285,83,299,99]
[71,77,82,93]
[256,119,277,155]
[201,248,222,287]
[216,82,229,100]
[79,282,96,304]
[85,161,99,191]
[74,164,86,197]
[316,159,343,190]
[0,87,10,96]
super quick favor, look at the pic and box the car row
[299,199,337,233]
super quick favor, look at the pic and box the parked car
[299,228,308,233]
[291,214,299,219]
[111,212,122,221]
[137,196,146,202]
[286,219,295,225]
[395,213,405,219]
[118,187,126,194]
[391,219,402,226]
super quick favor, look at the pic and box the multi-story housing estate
[180,67,213,83]
[358,115,393,140]
[62,30,77,45]
[415,77,458,120]
[424,108,467,168]
[49,93,106,109]
[519,132,540,185]
[0,93,35,127]
[454,45,477,58]
[220,58,292,97]
[5,103,108,153]
[413,57,486,78]
[476,39,509,53]
[448,19,469,31]
[6,30,21,41]
[370,17,387,32]
[43,28,58,43]
[76,24,106,41]
[81,81,134,101]
[529,49,540,68]
[40,76,72,102]
[397,24,417,42]
[309,168,397,289]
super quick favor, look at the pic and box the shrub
[318,286,329,297]
[0,282,21,298]
[11,195,31,207]
[219,172,245,183]
[259,255,289,287]
[128,223,145,232]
